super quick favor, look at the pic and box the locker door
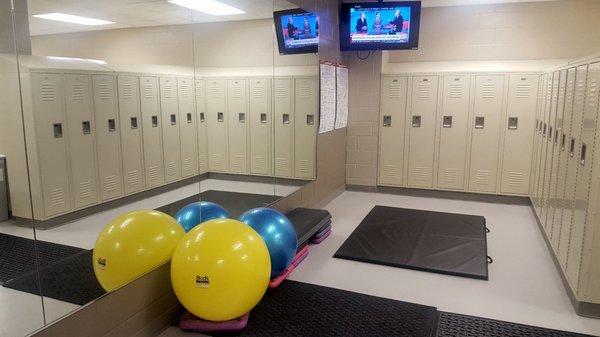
[531,75,546,210]
[31,72,72,216]
[227,79,248,174]
[206,78,228,172]
[567,62,598,289]
[177,78,199,178]
[249,78,272,176]
[437,75,470,190]
[557,67,578,268]
[139,76,165,188]
[540,72,560,233]
[468,75,504,193]
[159,77,182,183]
[274,77,294,178]
[294,77,318,179]
[378,76,408,186]
[195,79,208,174]
[407,75,439,188]
[500,74,539,195]
[117,75,145,195]
[92,74,124,201]
[64,73,99,208]
[548,70,568,248]
[534,75,553,214]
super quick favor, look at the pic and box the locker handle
[306,114,315,125]
[108,119,116,132]
[239,113,246,123]
[53,123,63,138]
[442,116,452,128]
[475,116,485,129]
[187,113,192,124]
[217,112,224,122]
[260,113,267,124]
[130,117,138,130]
[152,115,159,127]
[554,129,559,145]
[569,138,575,157]
[508,117,518,130]
[560,133,566,151]
[82,121,91,135]
[548,126,553,142]
[542,123,547,137]
[383,115,391,127]
[580,143,587,166]
[200,112,205,122]
[283,113,290,124]
[412,115,421,128]
[170,114,177,125]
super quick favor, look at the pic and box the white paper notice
[319,63,336,134]
[335,66,348,129]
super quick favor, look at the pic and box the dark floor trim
[346,185,531,206]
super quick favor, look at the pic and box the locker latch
[580,143,587,166]
[200,113,205,122]
[187,113,192,124]
[170,114,177,125]
[82,121,91,135]
[412,115,421,128]
[543,123,547,137]
[283,113,290,124]
[383,115,391,127]
[218,112,224,122]
[260,113,267,124]
[508,117,518,130]
[569,138,576,157]
[306,114,315,125]
[108,119,116,132]
[152,115,159,127]
[554,129,559,145]
[53,123,63,138]
[561,133,566,150]
[239,113,246,123]
[443,116,452,128]
[475,116,485,129]
[130,117,138,130]
[548,126,553,142]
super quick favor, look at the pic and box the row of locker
[25,71,317,220]
[378,73,539,196]
[530,61,600,302]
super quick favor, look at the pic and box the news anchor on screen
[389,9,404,33]
[287,17,298,39]
[355,12,368,33]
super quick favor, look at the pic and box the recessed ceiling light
[33,13,115,26]
[47,56,108,65]
[168,0,246,16]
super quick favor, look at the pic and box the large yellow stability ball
[171,218,271,321]
[93,210,185,292]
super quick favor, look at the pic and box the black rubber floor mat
[285,208,331,246]
[334,206,489,280]
[0,233,83,285]
[436,312,596,337]
[217,280,438,337]
[4,250,106,305]
[156,190,280,219]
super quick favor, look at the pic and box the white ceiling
[27,0,559,36]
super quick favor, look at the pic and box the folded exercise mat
[213,280,438,337]
[334,206,489,280]
[285,208,331,246]
[180,312,249,333]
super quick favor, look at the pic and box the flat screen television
[274,8,319,55]
[339,1,421,51]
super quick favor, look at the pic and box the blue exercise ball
[238,208,297,278]
[175,201,230,232]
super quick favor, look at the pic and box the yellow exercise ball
[93,210,185,292]
[171,218,271,321]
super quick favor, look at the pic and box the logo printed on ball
[195,275,210,288]
[97,257,107,270]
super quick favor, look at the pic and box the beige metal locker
[92,74,124,201]
[139,76,165,188]
[159,77,182,183]
[273,77,294,178]
[547,70,568,248]
[557,67,577,268]
[567,62,598,289]
[532,75,547,211]
[534,75,553,212]
[378,76,408,186]
[249,78,272,176]
[177,77,199,178]
[195,79,208,174]
[437,75,470,190]
[540,72,560,232]
[468,75,504,193]
[64,73,99,208]
[500,74,539,195]
[31,72,73,216]
[294,77,318,179]
[117,75,145,195]
[407,75,439,188]
[206,78,228,172]
[227,79,249,174]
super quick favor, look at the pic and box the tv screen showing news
[274,9,319,55]
[340,1,421,51]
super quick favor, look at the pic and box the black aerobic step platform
[285,208,332,246]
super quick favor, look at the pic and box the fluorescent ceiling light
[47,56,108,65]
[168,0,246,15]
[33,13,115,26]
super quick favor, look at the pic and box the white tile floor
[0,179,296,337]
[160,190,600,336]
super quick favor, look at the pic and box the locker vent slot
[128,170,142,187]
[104,175,118,193]
[587,78,598,111]
[179,82,190,98]
[148,166,160,182]
[298,160,310,174]
[208,84,224,99]
[97,83,111,100]
[50,188,66,206]
[388,82,403,98]
[143,84,154,99]
[474,170,491,185]
[195,85,204,100]
[122,83,134,99]
[383,165,398,179]
[41,83,56,101]
[231,84,243,98]
[163,83,174,99]
[275,158,288,172]
[232,155,245,171]
[253,156,266,170]
[506,171,525,187]
[298,84,311,98]
[78,181,93,199]
[411,166,429,182]
[417,83,432,98]
[448,84,463,98]
[183,158,192,172]
[167,162,177,177]
[515,84,531,98]
[481,84,496,99]
[443,168,459,183]
[275,85,288,99]
[71,83,85,101]
[252,83,265,99]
